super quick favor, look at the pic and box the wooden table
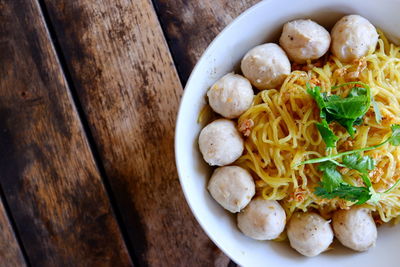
[0,0,260,266]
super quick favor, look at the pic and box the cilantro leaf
[389,124,400,146]
[314,162,376,204]
[360,174,381,203]
[360,173,372,187]
[314,154,378,204]
[324,95,369,119]
[315,119,339,148]
[307,84,326,111]
[298,124,400,166]
[304,124,400,205]
[307,82,372,144]
[348,86,368,97]
[335,115,363,138]
[353,116,363,126]
[314,183,371,204]
[347,83,381,124]
[342,153,375,174]
[334,117,358,137]
[318,161,344,192]
[372,98,382,123]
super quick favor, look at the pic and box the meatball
[287,212,333,257]
[241,43,291,90]
[237,198,286,240]
[331,14,378,62]
[332,206,377,251]
[208,166,255,213]
[199,119,244,166]
[207,73,254,119]
[279,19,331,63]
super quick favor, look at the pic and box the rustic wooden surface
[42,0,229,265]
[0,0,132,265]
[153,0,261,83]
[0,0,262,265]
[0,197,26,267]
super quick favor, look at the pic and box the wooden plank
[0,1,132,265]
[41,0,229,265]
[0,197,26,266]
[153,0,261,83]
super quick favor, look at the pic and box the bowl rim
[174,0,272,263]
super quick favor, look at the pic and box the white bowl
[175,0,400,266]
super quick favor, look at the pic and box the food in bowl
[197,14,400,257]
[241,43,291,89]
[279,19,331,63]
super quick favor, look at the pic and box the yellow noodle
[236,32,400,222]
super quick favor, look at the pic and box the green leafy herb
[307,85,326,113]
[347,86,368,97]
[360,173,381,203]
[324,94,369,119]
[307,82,376,147]
[372,97,382,123]
[315,119,339,149]
[314,158,398,205]
[314,161,379,205]
[318,161,344,192]
[301,124,400,204]
[297,124,400,166]
[307,84,337,147]
[314,183,371,204]
[314,160,375,204]
[342,153,375,174]
[335,117,359,137]
[360,173,372,187]
[389,124,400,145]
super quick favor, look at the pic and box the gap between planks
[0,187,29,267]
[0,0,132,265]
[39,0,230,265]
[36,0,139,264]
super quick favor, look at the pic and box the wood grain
[42,0,229,265]
[0,197,26,266]
[153,0,261,83]
[0,0,132,265]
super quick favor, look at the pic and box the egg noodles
[235,32,400,223]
